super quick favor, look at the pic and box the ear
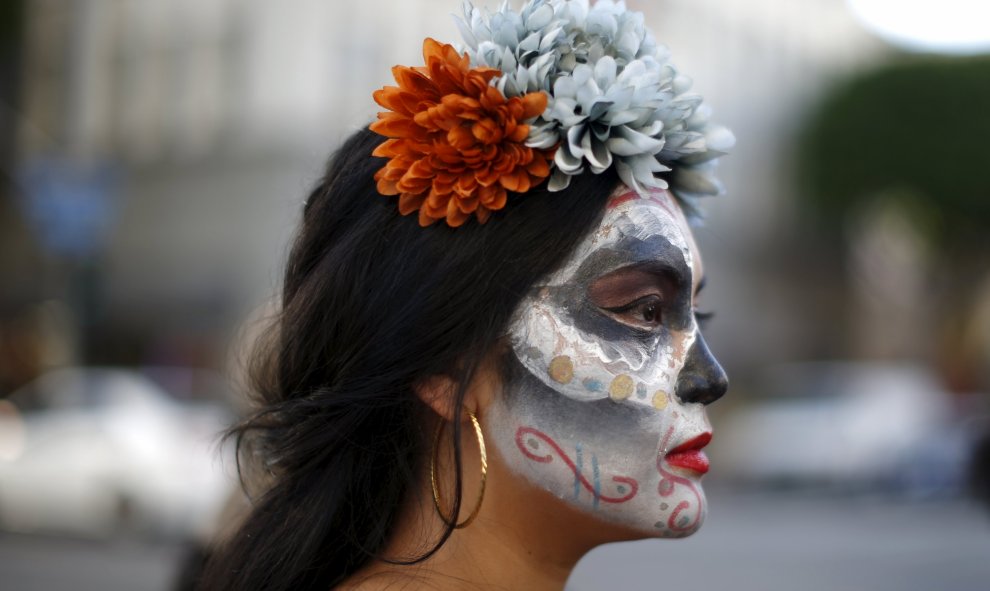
[414,374,460,422]
[414,358,500,423]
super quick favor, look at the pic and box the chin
[645,467,709,538]
[610,486,708,540]
[653,501,706,538]
[547,472,709,542]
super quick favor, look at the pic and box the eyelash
[602,300,716,331]
[603,295,663,329]
[694,310,715,329]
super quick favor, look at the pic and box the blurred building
[5,0,889,380]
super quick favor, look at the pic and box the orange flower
[370,38,554,227]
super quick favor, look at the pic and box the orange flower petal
[527,156,551,178]
[372,87,400,112]
[480,185,508,210]
[418,207,440,227]
[520,92,548,119]
[491,190,508,211]
[381,161,409,180]
[447,126,476,151]
[475,167,500,187]
[393,65,437,99]
[433,174,457,195]
[373,87,426,117]
[399,92,427,115]
[446,199,470,227]
[425,189,450,212]
[507,122,529,143]
[370,114,421,139]
[455,174,478,196]
[500,170,533,193]
[442,94,481,113]
[455,194,479,214]
[371,138,398,158]
[422,37,443,60]
[398,191,426,215]
[403,158,434,179]
[472,119,502,144]
[376,178,399,196]
[479,86,505,111]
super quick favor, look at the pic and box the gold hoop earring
[430,411,487,529]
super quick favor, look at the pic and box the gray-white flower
[539,56,673,193]
[453,0,734,211]
[455,0,566,96]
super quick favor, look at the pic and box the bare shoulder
[335,569,478,591]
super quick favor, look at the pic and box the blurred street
[572,491,990,591]
[0,532,187,591]
[2,491,988,591]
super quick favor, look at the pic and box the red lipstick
[664,433,712,475]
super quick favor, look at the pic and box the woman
[199,1,732,589]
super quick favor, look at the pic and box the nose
[674,333,728,405]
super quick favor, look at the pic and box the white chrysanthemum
[454,0,734,209]
[456,0,566,96]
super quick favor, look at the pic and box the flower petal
[398,191,426,215]
[520,91,549,119]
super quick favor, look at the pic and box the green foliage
[798,55,990,253]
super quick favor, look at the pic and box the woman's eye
[641,301,660,323]
[603,296,663,329]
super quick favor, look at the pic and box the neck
[342,429,612,590]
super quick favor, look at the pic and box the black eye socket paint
[550,236,695,338]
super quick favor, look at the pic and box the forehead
[546,187,702,287]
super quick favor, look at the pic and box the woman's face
[488,186,727,537]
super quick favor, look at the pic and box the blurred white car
[0,367,236,538]
[716,362,974,495]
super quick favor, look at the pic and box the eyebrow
[628,261,689,294]
[565,234,693,293]
[586,262,680,307]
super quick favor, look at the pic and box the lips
[664,432,712,475]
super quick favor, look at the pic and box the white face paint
[488,186,726,536]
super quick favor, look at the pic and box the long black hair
[197,127,618,590]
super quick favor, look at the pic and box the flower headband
[370,0,734,227]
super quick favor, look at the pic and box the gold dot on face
[652,390,669,410]
[609,375,635,400]
[548,356,574,384]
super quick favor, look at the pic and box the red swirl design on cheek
[515,426,638,504]
[657,426,704,532]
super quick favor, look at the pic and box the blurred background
[1,1,988,590]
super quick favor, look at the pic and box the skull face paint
[488,186,728,536]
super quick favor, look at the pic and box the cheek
[488,369,659,510]
[486,360,709,536]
